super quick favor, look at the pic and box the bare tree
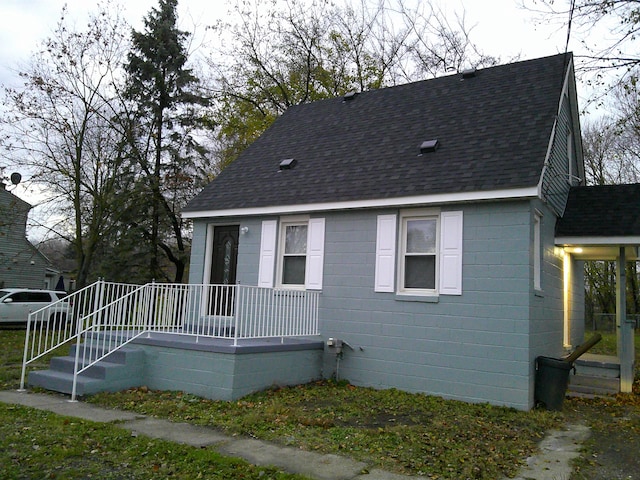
[0,2,131,288]
[206,0,497,167]
[524,0,640,90]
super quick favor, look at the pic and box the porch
[556,183,640,395]
[21,281,323,401]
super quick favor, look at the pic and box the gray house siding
[530,82,585,355]
[0,188,52,289]
[318,203,534,410]
[540,93,579,217]
[528,201,565,359]
[189,200,553,409]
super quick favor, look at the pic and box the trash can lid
[536,356,573,369]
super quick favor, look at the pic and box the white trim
[182,187,539,219]
[398,210,440,296]
[439,211,463,295]
[276,219,309,289]
[533,211,542,292]
[305,218,325,290]
[556,236,640,246]
[257,220,278,288]
[563,252,572,348]
[203,224,215,285]
[374,214,397,292]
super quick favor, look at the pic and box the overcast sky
[0,0,583,224]
[0,0,572,88]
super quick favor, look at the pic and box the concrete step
[28,369,104,396]
[28,343,145,397]
[568,375,620,396]
[68,344,146,366]
[567,353,621,396]
[48,355,143,381]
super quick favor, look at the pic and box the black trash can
[534,356,573,411]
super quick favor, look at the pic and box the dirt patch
[565,395,640,480]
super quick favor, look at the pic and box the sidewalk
[0,390,588,480]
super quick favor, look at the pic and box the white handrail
[21,282,320,401]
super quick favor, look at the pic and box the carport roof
[556,183,640,259]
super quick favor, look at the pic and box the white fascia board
[556,236,640,246]
[182,186,539,219]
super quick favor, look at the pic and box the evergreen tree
[124,0,209,282]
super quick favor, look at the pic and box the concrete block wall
[528,200,566,358]
[316,202,536,409]
[135,339,323,401]
[189,199,568,409]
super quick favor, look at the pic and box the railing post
[70,324,83,402]
[18,312,34,392]
[233,284,241,346]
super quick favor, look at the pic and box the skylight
[279,158,297,170]
[419,140,439,154]
[343,91,358,101]
[461,68,477,79]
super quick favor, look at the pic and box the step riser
[568,384,619,396]
[68,345,145,365]
[569,374,620,396]
[574,365,620,378]
[29,370,141,396]
[570,376,619,389]
[48,356,144,380]
[28,343,145,396]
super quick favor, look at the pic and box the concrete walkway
[0,390,588,480]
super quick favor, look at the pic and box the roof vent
[279,158,297,170]
[419,139,439,154]
[461,68,477,79]
[343,91,358,102]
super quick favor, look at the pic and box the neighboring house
[0,183,58,289]
[182,53,592,410]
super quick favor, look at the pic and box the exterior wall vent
[461,68,477,79]
[343,91,358,101]
[419,139,439,154]
[279,158,297,170]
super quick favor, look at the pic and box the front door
[209,225,239,315]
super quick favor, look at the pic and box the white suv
[0,289,68,324]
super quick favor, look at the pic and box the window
[401,216,437,291]
[281,223,308,286]
[534,211,542,291]
[375,210,463,296]
[258,218,325,290]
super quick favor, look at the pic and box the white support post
[617,247,635,393]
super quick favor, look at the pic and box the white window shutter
[305,218,325,290]
[258,220,277,288]
[375,214,397,292]
[439,211,463,295]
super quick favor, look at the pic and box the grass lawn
[2,327,639,479]
[583,329,640,357]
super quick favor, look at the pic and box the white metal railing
[20,281,320,401]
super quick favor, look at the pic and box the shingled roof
[556,184,640,239]
[184,53,572,215]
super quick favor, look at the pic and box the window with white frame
[533,211,542,291]
[258,217,325,290]
[280,222,308,286]
[375,210,463,296]
[401,215,438,292]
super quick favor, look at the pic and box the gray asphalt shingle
[185,53,571,213]
[556,184,640,238]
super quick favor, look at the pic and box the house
[181,52,591,411]
[0,182,58,290]
[26,53,637,410]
